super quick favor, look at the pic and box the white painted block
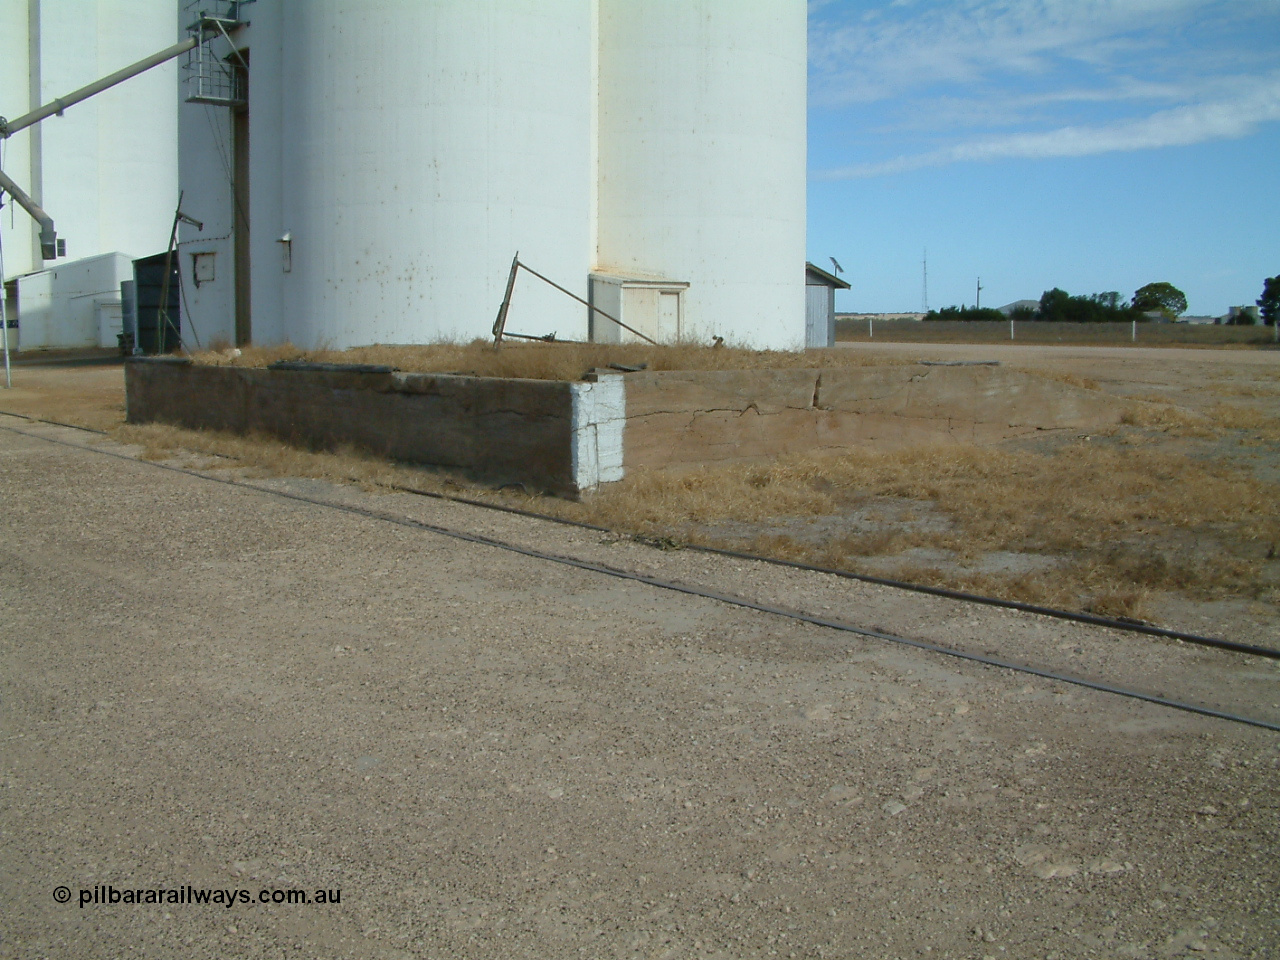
[570,375,626,491]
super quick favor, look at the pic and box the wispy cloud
[810,0,1264,106]
[818,74,1280,178]
[810,0,1280,176]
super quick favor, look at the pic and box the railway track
[3,410,1277,733]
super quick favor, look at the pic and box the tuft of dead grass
[1084,586,1152,621]
[1024,368,1101,391]
[1203,403,1280,439]
[1119,401,1214,436]
[1119,397,1280,441]
[189,340,910,381]
[1205,383,1280,399]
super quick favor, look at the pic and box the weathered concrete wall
[125,359,583,495]
[126,359,1123,495]
[622,365,1123,471]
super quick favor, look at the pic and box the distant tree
[1038,288,1073,321]
[1258,275,1280,326]
[1008,305,1037,322]
[923,306,1005,322]
[1037,287,1136,323]
[1132,282,1187,319]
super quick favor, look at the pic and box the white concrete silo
[1,0,179,350]
[178,0,806,352]
[0,3,36,281]
[241,0,596,350]
[593,0,807,350]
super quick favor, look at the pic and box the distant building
[804,262,850,348]
[997,300,1040,315]
[1221,306,1261,325]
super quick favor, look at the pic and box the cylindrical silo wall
[2,0,178,278]
[256,1,594,349]
[0,1,36,278]
[596,0,807,350]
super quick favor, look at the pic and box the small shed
[805,262,850,348]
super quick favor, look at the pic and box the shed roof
[805,262,851,290]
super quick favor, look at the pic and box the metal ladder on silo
[182,4,249,108]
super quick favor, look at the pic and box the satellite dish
[829,256,843,275]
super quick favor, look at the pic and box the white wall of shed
[805,281,835,348]
[16,251,131,350]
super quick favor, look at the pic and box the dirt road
[2,416,1277,959]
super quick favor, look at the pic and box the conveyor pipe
[0,37,198,139]
[0,168,58,259]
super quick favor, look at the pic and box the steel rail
[2,415,1277,733]
[3,407,1277,661]
[383,484,1280,661]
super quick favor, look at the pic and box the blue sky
[806,0,1280,315]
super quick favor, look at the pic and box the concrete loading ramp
[125,359,1122,497]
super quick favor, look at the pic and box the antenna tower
[921,249,928,313]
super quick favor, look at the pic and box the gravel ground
[1,416,1278,960]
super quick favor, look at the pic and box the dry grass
[117,413,1278,618]
[112,422,467,495]
[575,442,1280,618]
[1119,402,1214,436]
[1204,403,1280,440]
[1118,399,1280,442]
[0,364,127,431]
[584,444,1276,544]
[1023,368,1101,391]
[189,340,910,381]
[1205,383,1280,398]
[109,417,1280,622]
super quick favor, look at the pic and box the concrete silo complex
[179,0,807,352]
[0,0,179,351]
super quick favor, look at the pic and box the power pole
[921,250,929,314]
[976,277,982,310]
